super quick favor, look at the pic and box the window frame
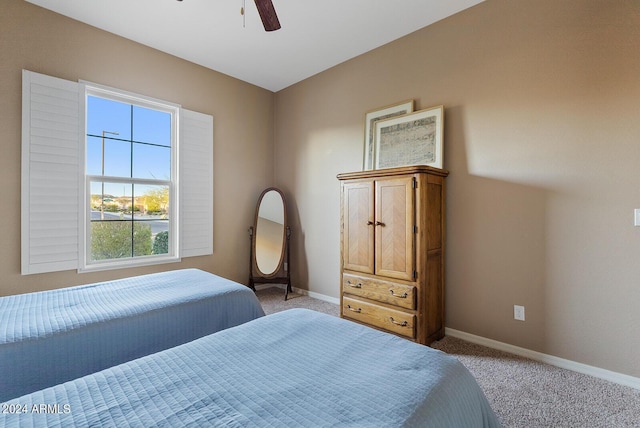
[79,83,181,272]
[21,70,213,276]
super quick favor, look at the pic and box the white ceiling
[26,0,484,92]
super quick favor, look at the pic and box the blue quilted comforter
[1,309,500,427]
[0,269,265,401]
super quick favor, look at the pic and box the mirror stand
[248,188,292,300]
[248,226,292,300]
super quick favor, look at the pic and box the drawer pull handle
[346,305,362,313]
[375,221,386,227]
[389,316,408,327]
[389,289,408,298]
[346,280,362,288]
[367,221,374,226]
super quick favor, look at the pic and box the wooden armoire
[337,165,448,345]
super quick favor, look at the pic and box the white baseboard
[445,328,640,391]
[294,287,340,305]
[254,283,340,305]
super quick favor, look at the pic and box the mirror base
[248,277,293,300]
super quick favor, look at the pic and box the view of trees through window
[86,94,173,263]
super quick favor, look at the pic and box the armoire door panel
[343,181,374,274]
[375,177,415,281]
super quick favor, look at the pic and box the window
[21,70,214,275]
[84,89,178,270]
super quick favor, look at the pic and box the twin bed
[0,269,265,401]
[1,269,500,427]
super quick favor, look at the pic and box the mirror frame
[253,187,287,277]
[248,187,292,299]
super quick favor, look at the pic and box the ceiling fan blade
[254,0,281,31]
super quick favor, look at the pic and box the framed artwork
[374,105,444,169]
[363,100,414,170]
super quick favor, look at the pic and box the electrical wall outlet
[514,305,525,321]
[635,209,640,226]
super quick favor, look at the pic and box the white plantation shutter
[21,70,81,274]
[21,70,214,274]
[180,109,214,257]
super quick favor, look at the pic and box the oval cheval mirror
[248,188,292,300]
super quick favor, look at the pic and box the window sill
[78,255,181,274]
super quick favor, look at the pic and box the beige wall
[0,0,275,295]
[275,0,640,377]
[3,0,639,380]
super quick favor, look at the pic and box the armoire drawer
[342,296,416,339]
[342,273,416,310]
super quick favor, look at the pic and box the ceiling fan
[250,0,281,32]
[176,0,281,32]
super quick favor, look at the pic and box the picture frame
[374,105,444,169]
[363,100,414,170]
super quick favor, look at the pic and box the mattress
[0,269,265,401]
[1,309,501,427]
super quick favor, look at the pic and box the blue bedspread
[1,309,501,427]
[0,269,265,402]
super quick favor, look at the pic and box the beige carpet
[256,286,340,317]
[255,287,640,428]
